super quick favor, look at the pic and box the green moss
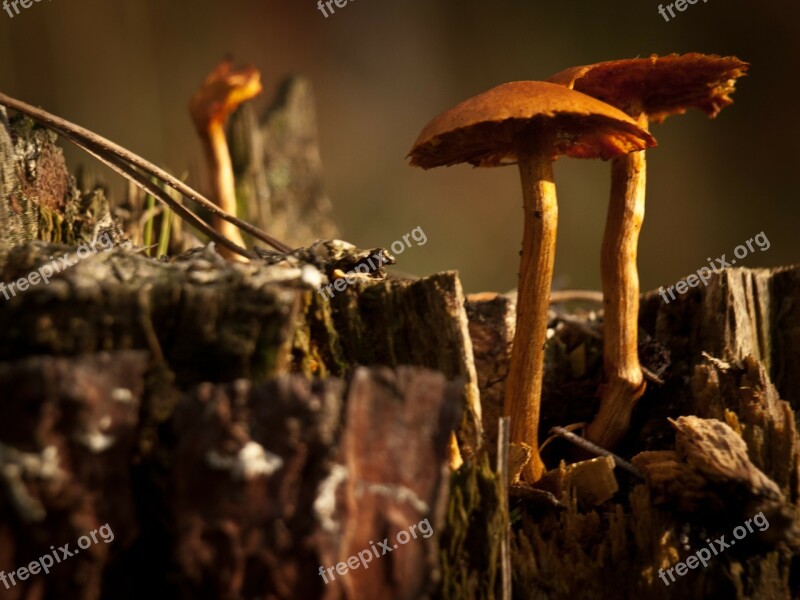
[291,290,346,378]
[438,453,506,600]
[38,205,64,243]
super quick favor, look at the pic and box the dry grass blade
[0,91,292,254]
[549,426,643,478]
[59,130,256,259]
[497,417,512,600]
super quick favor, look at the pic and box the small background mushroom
[189,59,264,261]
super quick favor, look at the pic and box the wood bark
[469,267,800,599]
[0,113,484,600]
[229,77,339,248]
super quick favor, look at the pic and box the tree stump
[1,104,799,600]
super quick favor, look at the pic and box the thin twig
[497,417,512,600]
[549,290,605,304]
[555,313,603,339]
[58,130,256,260]
[0,91,292,253]
[539,421,586,453]
[641,365,665,385]
[549,426,643,478]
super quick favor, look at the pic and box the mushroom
[408,81,656,481]
[190,59,264,261]
[548,53,748,449]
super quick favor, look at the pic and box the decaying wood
[2,100,800,600]
[536,456,619,508]
[466,291,516,463]
[634,416,800,544]
[503,266,800,599]
[335,367,461,599]
[0,109,38,256]
[0,248,481,469]
[0,352,147,598]
[327,270,483,455]
[230,77,339,248]
[0,111,118,263]
[691,354,800,503]
[0,117,489,600]
[0,358,458,599]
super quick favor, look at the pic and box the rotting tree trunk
[0,239,481,599]
[469,266,800,599]
[0,109,122,259]
[1,108,799,600]
[0,110,491,600]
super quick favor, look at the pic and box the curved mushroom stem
[503,130,557,483]
[586,112,648,448]
[204,119,249,262]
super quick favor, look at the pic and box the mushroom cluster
[408,80,655,482]
[408,53,747,483]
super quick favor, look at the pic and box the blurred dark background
[0,0,797,293]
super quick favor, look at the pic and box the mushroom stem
[503,131,557,483]
[203,119,248,260]
[587,112,648,448]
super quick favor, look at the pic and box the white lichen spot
[701,351,732,372]
[38,446,62,479]
[0,443,65,481]
[238,442,283,479]
[300,264,323,289]
[76,429,116,453]
[0,443,66,522]
[314,464,347,533]
[355,481,430,514]
[111,388,134,404]
[206,441,283,481]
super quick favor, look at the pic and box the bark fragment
[230,77,339,248]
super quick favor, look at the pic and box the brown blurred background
[0,0,797,293]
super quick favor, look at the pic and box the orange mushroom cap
[407,81,657,169]
[547,53,749,124]
[189,59,263,131]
